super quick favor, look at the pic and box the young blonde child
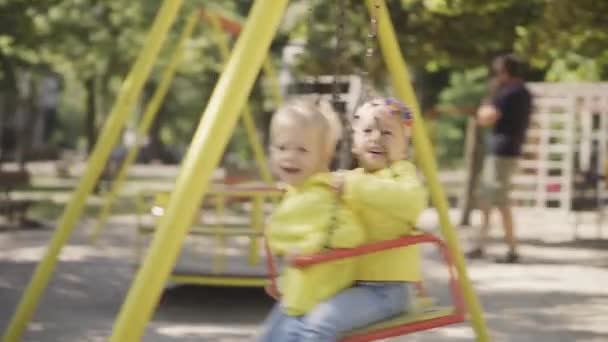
[295,97,428,341]
[257,99,366,342]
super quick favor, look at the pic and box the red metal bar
[435,238,466,316]
[340,313,465,342]
[333,234,467,341]
[199,9,243,36]
[264,241,279,298]
[220,184,281,193]
[223,176,254,184]
[292,233,442,267]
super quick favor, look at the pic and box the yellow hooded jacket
[266,173,366,316]
[342,160,428,281]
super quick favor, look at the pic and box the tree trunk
[85,77,97,153]
[459,116,485,226]
[15,73,38,170]
[0,49,18,167]
[148,101,167,163]
[147,83,167,163]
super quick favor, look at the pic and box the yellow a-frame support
[88,11,199,245]
[89,7,282,244]
[4,1,489,341]
[2,0,184,340]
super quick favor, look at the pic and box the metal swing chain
[334,0,356,171]
[348,0,381,130]
[366,1,399,176]
[332,0,346,110]
[327,1,382,246]
[362,0,381,100]
[337,0,382,171]
[325,0,347,249]
[307,0,320,101]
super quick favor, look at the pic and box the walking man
[467,54,533,263]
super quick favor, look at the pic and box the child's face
[351,105,409,172]
[270,121,327,186]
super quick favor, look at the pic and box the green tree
[434,67,488,167]
[3,0,607,169]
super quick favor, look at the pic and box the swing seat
[341,306,459,342]
[265,232,466,342]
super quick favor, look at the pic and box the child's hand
[330,171,345,194]
[284,247,301,264]
[387,139,408,163]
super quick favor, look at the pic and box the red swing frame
[264,232,466,342]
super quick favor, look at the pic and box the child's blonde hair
[270,98,342,159]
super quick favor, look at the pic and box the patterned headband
[384,97,413,127]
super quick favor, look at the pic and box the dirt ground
[1,205,608,342]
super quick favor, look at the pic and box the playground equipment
[134,73,363,288]
[88,6,284,288]
[144,10,280,287]
[3,0,184,339]
[89,6,278,244]
[3,1,489,341]
[265,231,466,341]
[99,7,364,288]
[136,184,281,287]
[263,3,470,339]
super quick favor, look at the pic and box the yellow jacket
[342,160,427,282]
[266,173,365,316]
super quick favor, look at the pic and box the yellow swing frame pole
[207,13,273,184]
[91,8,284,244]
[2,1,183,341]
[90,12,199,244]
[367,1,490,341]
[207,13,273,266]
[109,1,288,340]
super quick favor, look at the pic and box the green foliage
[389,0,546,70]
[545,53,601,82]
[438,67,488,111]
[514,0,608,78]
[2,0,608,169]
[432,115,468,168]
[434,67,488,167]
[279,1,388,88]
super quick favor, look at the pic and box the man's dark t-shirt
[489,83,533,156]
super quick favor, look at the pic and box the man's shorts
[476,156,519,207]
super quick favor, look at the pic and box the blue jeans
[257,282,413,342]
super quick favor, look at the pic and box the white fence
[513,82,608,213]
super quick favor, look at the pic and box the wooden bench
[0,170,33,226]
